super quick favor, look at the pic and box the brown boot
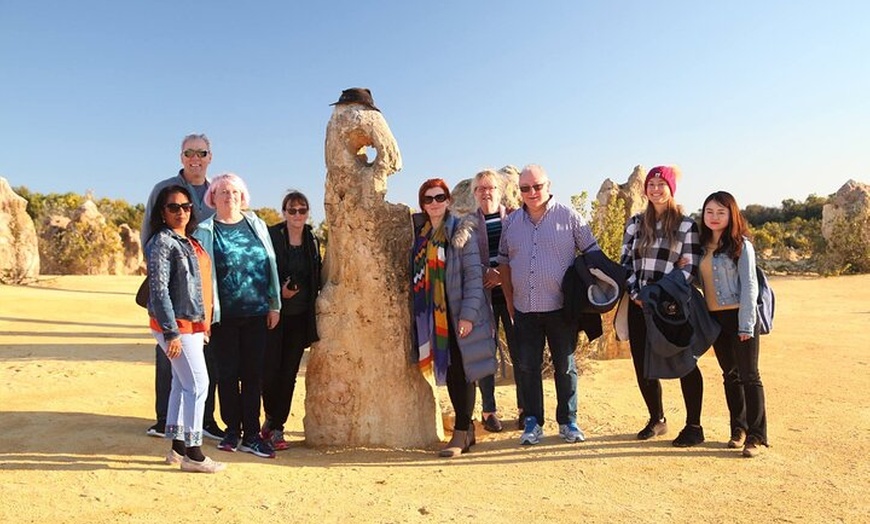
[439,429,469,458]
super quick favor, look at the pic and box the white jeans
[152,331,208,447]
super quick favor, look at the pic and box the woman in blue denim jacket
[698,191,769,458]
[145,184,225,473]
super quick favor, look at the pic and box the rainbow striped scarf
[412,219,449,384]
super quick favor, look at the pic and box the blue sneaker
[559,422,586,443]
[520,416,543,445]
[239,436,276,459]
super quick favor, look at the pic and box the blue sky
[2,1,867,223]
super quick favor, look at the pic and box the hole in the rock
[364,146,378,165]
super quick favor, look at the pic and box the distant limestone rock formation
[0,177,40,282]
[306,90,442,448]
[595,165,647,225]
[119,224,145,275]
[39,200,123,275]
[822,179,870,241]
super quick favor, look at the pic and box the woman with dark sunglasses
[411,178,496,458]
[144,184,225,473]
[260,190,323,451]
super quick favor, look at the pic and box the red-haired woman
[410,178,496,458]
[698,191,769,457]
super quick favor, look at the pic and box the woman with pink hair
[193,173,281,459]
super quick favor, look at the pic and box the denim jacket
[703,238,759,336]
[193,211,281,324]
[144,228,206,341]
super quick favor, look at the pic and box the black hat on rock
[329,87,380,112]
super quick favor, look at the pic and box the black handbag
[135,276,149,308]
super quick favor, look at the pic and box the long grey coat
[412,212,497,383]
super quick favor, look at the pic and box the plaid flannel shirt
[620,214,701,299]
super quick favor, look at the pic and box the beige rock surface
[0,177,40,281]
[310,100,441,447]
[0,274,868,523]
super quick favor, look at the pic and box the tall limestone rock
[0,177,40,282]
[306,90,443,447]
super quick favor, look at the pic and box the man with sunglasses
[140,133,225,441]
[497,164,601,446]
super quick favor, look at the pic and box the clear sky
[2,1,867,223]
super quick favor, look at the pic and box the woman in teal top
[194,173,281,460]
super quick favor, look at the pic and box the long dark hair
[148,185,197,241]
[699,191,751,260]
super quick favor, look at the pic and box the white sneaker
[180,456,226,473]
[164,450,183,465]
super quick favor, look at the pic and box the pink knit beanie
[645,166,677,196]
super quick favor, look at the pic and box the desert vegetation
[7,185,870,281]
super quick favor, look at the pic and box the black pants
[710,309,768,443]
[446,327,475,431]
[210,315,267,441]
[262,312,308,432]
[628,301,703,426]
[155,342,219,427]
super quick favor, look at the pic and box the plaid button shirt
[497,198,600,313]
[619,213,701,299]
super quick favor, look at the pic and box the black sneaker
[637,417,668,440]
[217,432,240,452]
[203,423,226,441]
[672,425,705,447]
[239,436,276,459]
[146,422,166,438]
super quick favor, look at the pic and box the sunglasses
[183,149,209,159]
[422,194,448,204]
[519,183,547,193]
[165,202,193,213]
[285,207,308,215]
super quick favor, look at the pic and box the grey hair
[181,133,211,150]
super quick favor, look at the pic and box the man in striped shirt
[497,164,601,446]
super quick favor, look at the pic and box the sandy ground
[0,274,868,524]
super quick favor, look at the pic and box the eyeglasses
[165,202,193,213]
[183,149,209,159]
[285,207,308,215]
[519,183,547,193]
[474,185,498,193]
[422,194,448,204]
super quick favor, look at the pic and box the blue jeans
[155,342,219,427]
[477,301,522,413]
[153,331,208,447]
[514,309,579,425]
